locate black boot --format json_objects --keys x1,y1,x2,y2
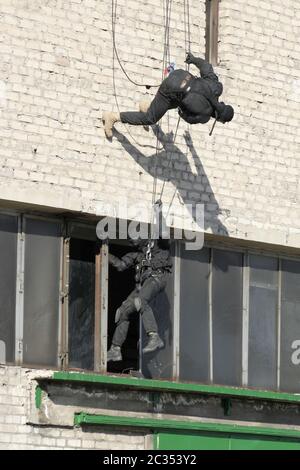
[
  {"x1": 143, "y1": 332, "x2": 164, "y2": 354},
  {"x1": 107, "y1": 345, "x2": 122, "y2": 362}
]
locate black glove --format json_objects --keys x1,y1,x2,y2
[{"x1": 185, "y1": 51, "x2": 196, "y2": 64}]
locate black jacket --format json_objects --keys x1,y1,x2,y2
[
  {"x1": 109, "y1": 241, "x2": 172, "y2": 285},
  {"x1": 180, "y1": 58, "x2": 223, "y2": 124}
]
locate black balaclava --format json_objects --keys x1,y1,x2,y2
[{"x1": 216, "y1": 102, "x2": 234, "y2": 123}]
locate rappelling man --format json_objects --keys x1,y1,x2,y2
[
  {"x1": 107, "y1": 237, "x2": 172, "y2": 362},
  {"x1": 103, "y1": 52, "x2": 234, "y2": 138}
]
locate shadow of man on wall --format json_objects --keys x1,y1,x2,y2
[{"x1": 113, "y1": 125, "x2": 228, "y2": 237}]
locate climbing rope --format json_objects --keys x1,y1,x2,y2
[
  {"x1": 112, "y1": 0, "x2": 162, "y2": 149},
  {"x1": 154, "y1": 0, "x2": 192, "y2": 206},
  {"x1": 150, "y1": 0, "x2": 173, "y2": 221},
  {"x1": 111, "y1": 0, "x2": 192, "y2": 252},
  {"x1": 184, "y1": 0, "x2": 191, "y2": 59},
  {"x1": 159, "y1": 0, "x2": 193, "y2": 220},
  {"x1": 111, "y1": 0, "x2": 160, "y2": 89}
]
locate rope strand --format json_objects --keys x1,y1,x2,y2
[
  {"x1": 151, "y1": 0, "x2": 173, "y2": 221},
  {"x1": 157, "y1": 0, "x2": 191, "y2": 206},
  {"x1": 112, "y1": 0, "x2": 160, "y2": 89},
  {"x1": 111, "y1": 0, "x2": 192, "y2": 238}
]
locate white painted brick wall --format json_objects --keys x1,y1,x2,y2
[
  {"x1": 0, "y1": 365, "x2": 147, "y2": 450},
  {"x1": 0, "y1": 0, "x2": 299, "y2": 246}
]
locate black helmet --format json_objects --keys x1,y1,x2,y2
[{"x1": 217, "y1": 103, "x2": 234, "y2": 123}]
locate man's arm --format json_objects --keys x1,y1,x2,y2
[
  {"x1": 179, "y1": 109, "x2": 209, "y2": 125},
  {"x1": 109, "y1": 252, "x2": 138, "y2": 272},
  {"x1": 151, "y1": 249, "x2": 172, "y2": 270},
  {"x1": 185, "y1": 52, "x2": 216, "y2": 80}
]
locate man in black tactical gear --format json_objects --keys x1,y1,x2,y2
[
  {"x1": 103, "y1": 52, "x2": 234, "y2": 138},
  {"x1": 107, "y1": 238, "x2": 172, "y2": 362}
]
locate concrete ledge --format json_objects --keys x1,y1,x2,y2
[{"x1": 50, "y1": 371, "x2": 300, "y2": 405}]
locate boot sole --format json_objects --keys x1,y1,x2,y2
[
  {"x1": 139, "y1": 103, "x2": 150, "y2": 132},
  {"x1": 107, "y1": 355, "x2": 122, "y2": 362},
  {"x1": 142, "y1": 341, "x2": 164, "y2": 354},
  {"x1": 102, "y1": 113, "x2": 113, "y2": 139}
]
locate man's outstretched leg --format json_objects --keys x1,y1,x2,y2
[
  {"x1": 103, "y1": 91, "x2": 172, "y2": 138},
  {"x1": 139, "y1": 100, "x2": 151, "y2": 131}
]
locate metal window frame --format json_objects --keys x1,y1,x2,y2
[
  {"x1": 205, "y1": 237, "x2": 300, "y2": 263},
  {"x1": 242, "y1": 252, "x2": 250, "y2": 387},
  {"x1": 208, "y1": 247, "x2": 213, "y2": 383},
  {"x1": 59, "y1": 232, "x2": 70, "y2": 369},
  {"x1": 0, "y1": 210, "x2": 25, "y2": 366},
  {"x1": 277, "y1": 258, "x2": 282, "y2": 390},
  {"x1": 246, "y1": 253, "x2": 281, "y2": 390},
  {"x1": 15, "y1": 214, "x2": 24, "y2": 365},
  {"x1": 22, "y1": 215, "x2": 63, "y2": 368},
  {"x1": 3, "y1": 206, "x2": 300, "y2": 393},
  {"x1": 172, "y1": 241, "x2": 181, "y2": 380},
  {"x1": 94, "y1": 240, "x2": 108, "y2": 373},
  {"x1": 63, "y1": 223, "x2": 103, "y2": 373},
  {"x1": 177, "y1": 242, "x2": 297, "y2": 391}
]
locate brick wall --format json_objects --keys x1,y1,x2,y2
[
  {"x1": 0, "y1": 0, "x2": 299, "y2": 245},
  {"x1": 0, "y1": 365, "x2": 148, "y2": 450}
]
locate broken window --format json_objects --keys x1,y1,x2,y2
[
  {"x1": 248, "y1": 255, "x2": 278, "y2": 390},
  {"x1": 23, "y1": 218, "x2": 61, "y2": 367},
  {"x1": 68, "y1": 237, "x2": 96, "y2": 370},
  {"x1": 280, "y1": 259, "x2": 300, "y2": 392},
  {"x1": 212, "y1": 249, "x2": 243, "y2": 386},
  {"x1": 0, "y1": 214, "x2": 18, "y2": 364}
]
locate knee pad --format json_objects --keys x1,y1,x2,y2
[
  {"x1": 115, "y1": 298, "x2": 135, "y2": 323},
  {"x1": 138, "y1": 297, "x2": 149, "y2": 313},
  {"x1": 133, "y1": 296, "x2": 142, "y2": 312}
]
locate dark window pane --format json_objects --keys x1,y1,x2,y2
[
  {"x1": 248, "y1": 255, "x2": 278, "y2": 390},
  {"x1": 69, "y1": 239, "x2": 95, "y2": 370},
  {"x1": 0, "y1": 214, "x2": 18, "y2": 364},
  {"x1": 142, "y1": 243, "x2": 174, "y2": 380},
  {"x1": 107, "y1": 243, "x2": 138, "y2": 374},
  {"x1": 68, "y1": 222, "x2": 97, "y2": 241},
  {"x1": 212, "y1": 249, "x2": 243, "y2": 386},
  {"x1": 179, "y1": 246, "x2": 210, "y2": 383},
  {"x1": 280, "y1": 259, "x2": 300, "y2": 392},
  {"x1": 23, "y1": 219, "x2": 61, "y2": 366}
]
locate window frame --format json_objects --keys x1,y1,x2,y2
[
  {"x1": 178, "y1": 240, "x2": 300, "y2": 392},
  {"x1": 60, "y1": 221, "x2": 107, "y2": 373},
  {"x1": 18, "y1": 214, "x2": 63, "y2": 368},
  {"x1": 1, "y1": 208, "x2": 300, "y2": 394}
]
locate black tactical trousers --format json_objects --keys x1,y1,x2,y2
[
  {"x1": 112, "y1": 275, "x2": 166, "y2": 347},
  {"x1": 120, "y1": 69, "x2": 191, "y2": 126}
]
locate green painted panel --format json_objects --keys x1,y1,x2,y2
[
  {"x1": 156, "y1": 431, "x2": 300, "y2": 451},
  {"x1": 156, "y1": 431, "x2": 230, "y2": 450},
  {"x1": 231, "y1": 435, "x2": 300, "y2": 451}
]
